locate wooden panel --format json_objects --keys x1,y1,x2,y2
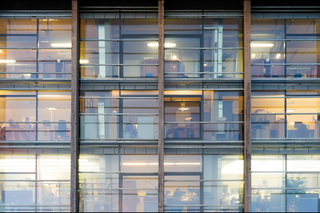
[
  {"x1": 158, "y1": 0, "x2": 164, "y2": 212},
  {"x1": 243, "y1": 0, "x2": 252, "y2": 212},
  {"x1": 70, "y1": 0, "x2": 79, "y2": 212}
]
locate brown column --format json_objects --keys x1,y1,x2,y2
[
  {"x1": 70, "y1": 0, "x2": 80, "y2": 212},
  {"x1": 158, "y1": 0, "x2": 164, "y2": 212},
  {"x1": 243, "y1": 0, "x2": 252, "y2": 212}
]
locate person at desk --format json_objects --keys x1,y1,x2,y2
[
  {"x1": 172, "y1": 188, "x2": 184, "y2": 212},
  {"x1": 295, "y1": 122, "x2": 308, "y2": 138}
]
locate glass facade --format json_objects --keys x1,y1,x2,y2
[{"x1": 1, "y1": 2, "x2": 320, "y2": 213}]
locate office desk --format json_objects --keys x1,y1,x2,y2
[{"x1": 165, "y1": 125, "x2": 196, "y2": 138}]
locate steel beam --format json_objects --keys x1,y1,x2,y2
[
  {"x1": 70, "y1": 0, "x2": 80, "y2": 212},
  {"x1": 243, "y1": 0, "x2": 252, "y2": 212},
  {"x1": 158, "y1": 0, "x2": 165, "y2": 212}
]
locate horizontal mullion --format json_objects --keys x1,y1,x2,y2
[
  {"x1": 0, "y1": 179, "x2": 69, "y2": 182},
  {"x1": 165, "y1": 14, "x2": 243, "y2": 17},
  {"x1": 251, "y1": 63, "x2": 320, "y2": 66},
  {"x1": 164, "y1": 72, "x2": 243, "y2": 74},
  {"x1": 252, "y1": 171, "x2": 320, "y2": 173},
  {"x1": 79, "y1": 187, "x2": 158, "y2": 190},
  {"x1": 0, "y1": 72, "x2": 71, "y2": 74},
  {"x1": 164, "y1": 121, "x2": 243, "y2": 124},
  {"x1": 0, "y1": 145, "x2": 70, "y2": 149},
  {"x1": 0, "y1": 47, "x2": 71, "y2": 50},
  {"x1": 79, "y1": 96, "x2": 158, "y2": 99},
  {"x1": 78, "y1": 171, "x2": 157, "y2": 174},
  {"x1": 164, "y1": 179, "x2": 243, "y2": 182},
  {"x1": 80, "y1": 38, "x2": 158, "y2": 41},
  {"x1": 164, "y1": 204, "x2": 243, "y2": 207},
  {"x1": 252, "y1": 187, "x2": 320, "y2": 190},
  {"x1": 0, "y1": 205, "x2": 69, "y2": 207},
  {"x1": 80, "y1": 64, "x2": 158, "y2": 66},
  {"x1": 0, "y1": 121, "x2": 70, "y2": 123},
  {"x1": 252, "y1": 112, "x2": 320, "y2": 115},
  {"x1": 79, "y1": 113, "x2": 158, "y2": 116},
  {"x1": 164, "y1": 145, "x2": 244, "y2": 149},
  {"x1": 164, "y1": 88, "x2": 244, "y2": 91},
  {"x1": 251, "y1": 38, "x2": 320, "y2": 41},
  {"x1": 165, "y1": 47, "x2": 243, "y2": 50}
]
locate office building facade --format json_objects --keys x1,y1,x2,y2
[{"x1": 0, "y1": 0, "x2": 320, "y2": 212}]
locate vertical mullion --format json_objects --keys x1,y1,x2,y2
[
  {"x1": 36, "y1": 19, "x2": 39, "y2": 79},
  {"x1": 243, "y1": 0, "x2": 252, "y2": 212},
  {"x1": 158, "y1": 0, "x2": 165, "y2": 212},
  {"x1": 70, "y1": 0, "x2": 80, "y2": 212}
]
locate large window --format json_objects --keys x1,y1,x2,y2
[
  {"x1": 164, "y1": 12, "x2": 243, "y2": 79},
  {"x1": 80, "y1": 13, "x2": 158, "y2": 78},
  {"x1": 251, "y1": 17, "x2": 320, "y2": 78},
  {"x1": 0, "y1": 91, "x2": 71, "y2": 142},
  {"x1": 251, "y1": 90, "x2": 320, "y2": 139},
  {"x1": 252, "y1": 154, "x2": 320, "y2": 212},
  {"x1": 0, "y1": 18, "x2": 71, "y2": 79},
  {"x1": 0, "y1": 150, "x2": 70, "y2": 212}
]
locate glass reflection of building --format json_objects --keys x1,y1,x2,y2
[{"x1": 0, "y1": 1, "x2": 320, "y2": 212}]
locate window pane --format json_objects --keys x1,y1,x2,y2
[
  {"x1": 287, "y1": 115, "x2": 319, "y2": 138},
  {"x1": 287, "y1": 41, "x2": 320, "y2": 64},
  {"x1": 252, "y1": 98, "x2": 284, "y2": 114},
  {"x1": 287, "y1": 189, "x2": 320, "y2": 212},
  {"x1": 38, "y1": 19, "x2": 71, "y2": 48},
  {"x1": 164, "y1": 155, "x2": 201, "y2": 172},
  {"x1": 286, "y1": 19, "x2": 320, "y2": 35},
  {"x1": 287, "y1": 65, "x2": 320, "y2": 78},
  {"x1": 165, "y1": 19, "x2": 202, "y2": 34},
  {"x1": 287, "y1": 155, "x2": 320, "y2": 171},
  {"x1": 38, "y1": 49, "x2": 71, "y2": 78},
  {"x1": 252, "y1": 189, "x2": 285, "y2": 212},
  {"x1": 123, "y1": 115, "x2": 158, "y2": 139},
  {"x1": 252, "y1": 114, "x2": 285, "y2": 138},
  {"x1": 251, "y1": 19, "x2": 285, "y2": 39},
  {"x1": 80, "y1": 115, "x2": 119, "y2": 139},
  {"x1": 252, "y1": 173, "x2": 285, "y2": 189},
  {"x1": 251, "y1": 41, "x2": 285, "y2": 64},
  {"x1": 252, "y1": 155, "x2": 285, "y2": 172},
  {"x1": 0, "y1": 19, "x2": 37, "y2": 35},
  {"x1": 123, "y1": 99, "x2": 158, "y2": 113},
  {"x1": 121, "y1": 17, "x2": 158, "y2": 34},
  {"x1": 251, "y1": 65, "x2": 285, "y2": 78},
  {"x1": 80, "y1": 18, "x2": 120, "y2": 39},
  {"x1": 121, "y1": 155, "x2": 158, "y2": 173},
  {"x1": 0, "y1": 49, "x2": 36, "y2": 79},
  {"x1": 0, "y1": 35, "x2": 36, "y2": 48}
]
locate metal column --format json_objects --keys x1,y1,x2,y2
[
  {"x1": 158, "y1": 0, "x2": 165, "y2": 212},
  {"x1": 243, "y1": 0, "x2": 252, "y2": 212},
  {"x1": 70, "y1": 0, "x2": 80, "y2": 212}
]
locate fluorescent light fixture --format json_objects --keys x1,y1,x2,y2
[
  {"x1": 51, "y1": 43, "x2": 72, "y2": 48},
  {"x1": 276, "y1": 53, "x2": 281, "y2": 58},
  {"x1": 251, "y1": 43, "x2": 274, "y2": 47},
  {"x1": 251, "y1": 54, "x2": 256, "y2": 58},
  {"x1": 178, "y1": 107, "x2": 190, "y2": 112},
  {"x1": 0, "y1": 59, "x2": 16, "y2": 63},
  {"x1": 286, "y1": 109, "x2": 296, "y2": 113},
  {"x1": 80, "y1": 59, "x2": 89, "y2": 64},
  {"x1": 46, "y1": 107, "x2": 58, "y2": 111},
  {"x1": 147, "y1": 42, "x2": 176, "y2": 47},
  {"x1": 122, "y1": 162, "x2": 200, "y2": 166}
]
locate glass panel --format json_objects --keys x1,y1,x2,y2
[
  {"x1": 251, "y1": 189, "x2": 285, "y2": 212},
  {"x1": 0, "y1": 19, "x2": 37, "y2": 35},
  {"x1": 287, "y1": 173, "x2": 320, "y2": 189},
  {"x1": 252, "y1": 97, "x2": 285, "y2": 114},
  {"x1": 0, "y1": 49, "x2": 36, "y2": 79},
  {"x1": 204, "y1": 181, "x2": 243, "y2": 212},
  {"x1": 287, "y1": 115, "x2": 319, "y2": 138},
  {"x1": 287, "y1": 97, "x2": 320, "y2": 114},
  {"x1": 204, "y1": 18, "x2": 243, "y2": 48},
  {"x1": 37, "y1": 155, "x2": 70, "y2": 180},
  {"x1": 37, "y1": 182, "x2": 70, "y2": 206},
  {"x1": 80, "y1": 115, "x2": 119, "y2": 139},
  {"x1": 251, "y1": 19, "x2": 285, "y2": 39},
  {"x1": 38, "y1": 19, "x2": 71, "y2": 48},
  {"x1": 252, "y1": 155, "x2": 285, "y2": 172},
  {"x1": 286, "y1": 19, "x2": 320, "y2": 35},
  {"x1": 0, "y1": 181, "x2": 35, "y2": 205},
  {"x1": 165, "y1": 98, "x2": 200, "y2": 139},
  {"x1": 164, "y1": 175, "x2": 200, "y2": 212},
  {"x1": 79, "y1": 189, "x2": 119, "y2": 212},
  {"x1": 204, "y1": 123, "x2": 243, "y2": 141},
  {"x1": 287, "y1": 189, "x2": 320, "y2": 212},
  {"x1": 0, "y1": 35, "x2": 36, "y2": 48},
  {"x1": 80, "y1": 97, "x2": 119, "y2": 114},
  {"x1": 38, "y1": 122, "x2": 70, "y2": 141},
  {"x1": 252, "y1": 173, "x2": 285, "y2": 189},
  {"x1": 122, "y1": 175, "x2": 158, "y2": 212},
  {"x1": 251, "y1": 41, "x2": 285, "y2": 64},
  {"x1": 80, "y1": 18, "x2": 120, "y2": 39},
  {"x1": 0, "y1": 155, "x2": 35, "y2": 172},
  {"x1": 252, "y1": 115, "x2": 285, "y2": 138},
  {"x1": 80, "y1": 65, "x2": 119, "y2": 78},
  {"x1": 123, "y1": 115, "x2": 158, "y2": 139},
  {"x1": 38, "y1": 49, "x2": 71, "y2": 78},
  {"x1": 123, "y1": 99, "x2": 158, "y2": 113},
  {"x1": 164, "y1": 50, "x2": 200, "y2": 78},
  {"x1": 164, "y1": 155, "x2": 201, "y2": 172},
  {"x1": 204, "y1": 91, "x2": 243, "y2": 122},
  {"x1": 121, "y1": 90, "x2": 158, "y2": 96},
  {"x1": 203, "y1": 49, "x2": 243, "y2": 78},
  {"x1": 204, "y1": 155, "x2": 243, "y2": 180},
  {"x1": 79, "y1": 41, "x2": 119, "y2": 65},
  {"x1": 287, "y1": 155, "x2": 320, "y2": 172},
  {"x1": 287, "y1": 65, "x2": 320, "y2": 78},
  {"x1": 121, "y1": 18, "x2": 158, "y2": 35},
  {"x1": 251, "y1": 65, "x2": 285, "y2": 78},
  {"x1": 287, "y1": 41, "x2": 320, "y2": 64},
  {"x1": 79, "y1": 154, "x2": 119, "y2": 173},
  {"x1": 165, "y1": 19, "x2": 202, "y2": 34},
  {"x1": 121, "y1": 155, "x2": 158, "y2": 173}
]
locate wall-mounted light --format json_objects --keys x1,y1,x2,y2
[{"x1": 51, "y1": 43, "x2": 72, "y2": 48}]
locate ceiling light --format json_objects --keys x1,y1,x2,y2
[
  {"x1": 51, "y1": 43, "x2": 72, "y2": 48},
  {"x1": 80, "y1": 59, "x2": 89, "y2": 64},
  {"x1": 276, "y1": 53, "x2": 281, "y2": 58},
  {"x1": 172, "y1": 55, "x2": 177, "y2": 60},
  {"x1": 46, "y1": 107, "x2": 59, "y2": 111},
  {"x1": 251, "y1": 54, "x2": 256, "y2": 58},
  {"x1": 251, "y1": 43, "x2": 274, "y2": 47},
  {"x1": 286, "y1": 109, "x2": 296, "y2": 113},
  {"x1": 0, "y1": 60, "x2": 16, "y2": 63}
]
